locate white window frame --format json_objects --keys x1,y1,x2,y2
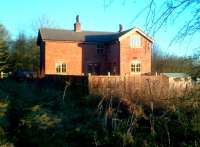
[
  {"x1": 55, "y1": 62, "x2": 67, "y2": 74},
  {"x1": 130, "y1": 60, "x2": 141, "y2": 74},
  {"x1": 130, "y1": 35, "x2": 141, "y2": 48}
]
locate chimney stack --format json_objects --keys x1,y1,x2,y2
[
  {"x1": 74, "y1": 15, "x2": 81, "y2": 32},
  {"x1": 119, "y1": 24, "x2": 123, "y2": 32}
]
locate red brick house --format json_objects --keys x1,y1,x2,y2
[{"x1": 37, "y1": 15, "x2": 153, "y2": 76}]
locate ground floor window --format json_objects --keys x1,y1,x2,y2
[
  {"x1": 87, "y1": 63, "x2": 100, "y2": 75},
  {"x1": 56, "y1": 62, "x2": 66, "y2": 73},
  {"x1": 130, "y1": 60, "x2": 141, "y2": 73}
]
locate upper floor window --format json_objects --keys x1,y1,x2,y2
[
  {"x1": 130, "y1": 60, "x2": 141, "y2": 74},
  {"x1": 56, "y1": 62, "x2": 66, "y2": 73},
  {"x1": 130, "y1": 35, "x2": 141, "y2": 48},
  {"x1": 97, "y1": 44, "x2": 104, "y2": 55}
]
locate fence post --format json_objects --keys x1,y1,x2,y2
[
  {"x1": 107, "y1": 72, "x2": 111, "y2": 97},
  {"x1": 0, "y1": 72, "x2": 3, "y2": 79},
  {"x1": 123, "y1": 74, "x2": 127, "y2": 97},
  {"x1": 88, "y1": 73, "x2": 91, "y2": 94}
]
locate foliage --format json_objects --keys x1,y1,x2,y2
[
  {"x1": 0, "y1": 24, "x2": 10, "y2": 72},
  {"x1": 151, "y1": 45, "x2": 198, "y2": 76},
  {"x1": 9, "y1": 33, "x2": 39, "y2": 71},
  {"x1": 189, "y1": 51, "x2": 200, "y2": 78},
  {"x1": 0, "y1": 79, "x2": 200, "y2": 146},
  {"x1": 0, "y1": 23, "x2": 40, "y2": 73}
]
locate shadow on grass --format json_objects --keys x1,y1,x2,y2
[{"x1": 0, "y1": 78, "x2": 200, "y2": 146}]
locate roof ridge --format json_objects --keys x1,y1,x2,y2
[
  {"x1": 40, "y1": 27, "x2": 117, "y2": 34},
  {"x1": 38, "y1": 27, "x2": 135, "y2": 42}
]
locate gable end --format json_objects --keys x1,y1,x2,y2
[{"x1": 119, "y1": 28, "x2": 153, "y2": 43}]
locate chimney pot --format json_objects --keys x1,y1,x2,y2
[
  {"x1": 76, "y1": 15, "x2": 80, "y2": 23},
  {"x1": 119, "y1": 24, "x2": 123, "y2": 32},
  {"x1": 74, "y1": 15, "x2": 81, "y2": 32}
]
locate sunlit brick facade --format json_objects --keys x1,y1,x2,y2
[{"x1": 37, "y1": 16, "x2": 153, "y2": 76}]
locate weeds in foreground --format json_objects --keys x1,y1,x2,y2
[
  {"x1": 93, "y1": 79, "x2": 200, "y2": 146},
  {"x1": 0, "y1": 79, "x2": 199, "y2": 146}
]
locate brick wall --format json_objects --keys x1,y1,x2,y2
[
  {"x1": 43, "y1": 41, "x2": 117, "y2": 75},
  {"x1": 82, "y1": 42, "x2": 107, "y2": 74},
  {"x1": 119, "y1": 31, "x2": 152, "y2": 75},
  {"x1": 106, "y1": 41, "x2": 120, "y2": 74},
  {"x1": 41, "y1": 31, "x2": 152, "y2": 76},
  {"x1": 44, "y1": 40, "x2": 83, "y2": 75}
]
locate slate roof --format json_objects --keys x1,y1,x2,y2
[{"x1": 37, "y1": 28, "x2": 131, "y2": 44}]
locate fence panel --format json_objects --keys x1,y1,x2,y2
[{"x1": 88, "y1": 75, "x2": 170, "y2": 102}]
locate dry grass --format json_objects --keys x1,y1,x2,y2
[{"x1": 89, "y1": 75, "x2": 195, "y2": 106}]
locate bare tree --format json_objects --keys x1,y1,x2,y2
[
  {"x1": 132, "y1": 0, "x2": 200, "y2": 44},
  {"x1": 104, "y1": 0, "x2": 200, "y2": 46},
  {"x1": 32, "y1": 15, "x2": 59, "y2": 33}
]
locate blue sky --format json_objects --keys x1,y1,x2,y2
[{"x1": 0, "y1": 0, "x2": 199, "y2": 56}]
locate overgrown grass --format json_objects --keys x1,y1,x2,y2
[{"x1": 0, "y1": 78, "x2": 200, "y2": 146}]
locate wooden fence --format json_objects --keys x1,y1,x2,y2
[
  {"x1": 88, "y1": 75, "x2": 170, "y2": 102},
  {"x1": 0, "y1": 72, "x2": 8, "y2": 79}
]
